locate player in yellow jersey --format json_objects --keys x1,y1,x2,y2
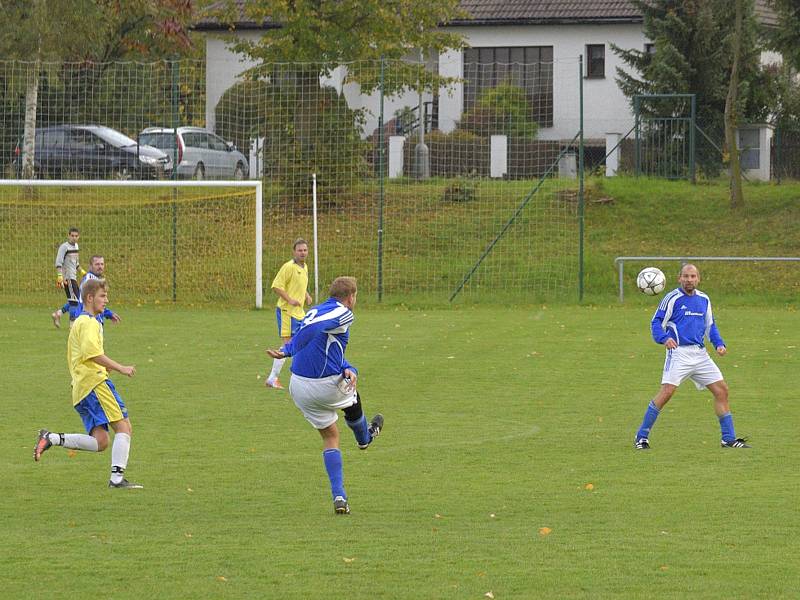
[
  {"x1": 34, "y1": 279, "x2": 142, "y2": 489},
  {"x1": 265, "y1": 238, "x2": 313, "y2": 389}
]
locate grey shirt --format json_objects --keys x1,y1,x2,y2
[{"x1": 55, "y1": 241, "x2": 80, "y2": 280}]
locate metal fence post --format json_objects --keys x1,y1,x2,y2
[
  {"x1": 377, "y1": 57, "x2": 385, "y2": 303},
  {"x1": 578, "y1": 55, "x2": 585, "y2": 302},
  {"x1": 690, "y1": 94, "x2": 696, "y2": 183}
]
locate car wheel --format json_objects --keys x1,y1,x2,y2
[
  {"x1": 194, "y1": 163, "x2": 205, "y2": 180},
  {"x1": 234, "y1": 163, "x2": 245, "y2": 180}
]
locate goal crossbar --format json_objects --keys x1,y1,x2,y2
[{"x1": 0, "y1": 179, "x2": 264, "y2": 308}]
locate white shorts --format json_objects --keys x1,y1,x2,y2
[
  {"x1": 661, "y1": 345, "x2": 723, "y2": 390},
  {"x1": 289, "y1": 373, "x2": 357, "y2": 429}
]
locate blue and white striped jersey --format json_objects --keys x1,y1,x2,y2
[
  {"x1": 77, "y1": 271, "x2": 115, "y2": 322},
  {"x1": 651, "y1": 287, "x2": 724, "y2": 348},
  {"x1": 282, "y1": 297, "x2": 357, "y2": 379}
]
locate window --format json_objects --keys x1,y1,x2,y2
[
  {"x1": 586, "y1": 44, "x2": 605, "y2": 78},
  {"x1": 182, "y1": 132, "x2": 207, "y2": 149},
  {"x1": 739, "y1": 129, "x2": 760, "y2": 170},
  {"x1": 644, "y1": 43, "x2": 656, "y2": 56},
  {"x1": 463, "y1": 46, "x2": 554, "y2": 128},
  {"x1": 208, "y1": 134, "x2": 229, "y2": 151}
]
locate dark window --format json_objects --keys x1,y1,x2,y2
[
  {"x1": 739, "y1": 129, "x2": 760, "y2": 170},
  {"x1": 463, "y1": 46, "x2": 554, "y2": 128},
  {"x1": 586, "y1": 44, "x2": 605, "y2": 78},
  {"x1": 644, "y1": 43, "x2": 656, "y2": 56}
]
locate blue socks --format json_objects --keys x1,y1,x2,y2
[
  {"x1": 719, "y1": 412, "x2": 735, "y2": 442},
  {"x1": 346, "y1": 415, "x2": 371, "y2": 447},
  {"x1": 636, "y1": 401, "x2": 661, "y2": 440},
  {"x1": 322, "y1": 448, "x2": 346, "y2": 499}
]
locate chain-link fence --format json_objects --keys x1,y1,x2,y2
[{"x1": 0, "y1": 57, "x2": 587, "y2": 306}]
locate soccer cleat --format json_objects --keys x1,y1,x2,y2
[
  {"x1": 33, "y1": 429, "x2": 53, "y2": 462},
  {"x1": 265, "y1": 377, "x2": 284, "y2": 389},
  {"x1": 358, "y1": 413, "x2": 384, "y2": 449},
  {"x1": 634, "y1": 437, "x2": 650, "y2": 450},
  {"x1": 108, "y1": 479, "x2": 144, "y2": 489},
  {"x1": 721, "y1": 437, "x2": 751, "y2": 448},
  {"x1": 51, "y1": 311, "x2": 61, "y2": 328},
  {"x1": 333, "y1": 495, "x2": 350, "y2": 515}
]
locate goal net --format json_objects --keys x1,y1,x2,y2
[{"x1": 0, "y1": 180, "x2": 263, "y2": 308}]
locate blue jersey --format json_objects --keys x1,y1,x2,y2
[
  {"x1": 651, "y1": 287, "x2": 724, "y2": 348},
  {"x1": 65, "y1": 271, "x2": 115, "y2": 322},
  {"x1": 282, "y1": 297, "x2": 357, "y2": 379}
]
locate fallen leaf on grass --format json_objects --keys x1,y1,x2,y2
[
  {"x1": 216, "y1": 576, "x2": 227, "y2": 582},
  {"x1": 67, "y1": 450, "x2": 77, "y2": 458},
  {"x1": 539, "y1": 527, "x2": 552, "y2": 536},
  {"x1": 584, "y1": 483, "x2": 594, "y2": 491},
  {"x1": 485, "y1": 592, "x2": 495, "y2": 599},
  {"x1": 343, "y1": 557, "x2": 356, "y2": 563}
]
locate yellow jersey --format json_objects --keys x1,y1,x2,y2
[
  {"x1": 271, "y1": 259, "x2": 309, "y2": 320},
  {"x1": 67, "y1": 314, "x2": 108, "y2": 405}
]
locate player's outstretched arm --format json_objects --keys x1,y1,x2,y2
[{"x1": 93, "y1": 354, "x2": 136, "y2": 377}]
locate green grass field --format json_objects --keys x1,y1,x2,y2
[{"x1": 3, "y1": 304, "x2": 798, "y2": 598}]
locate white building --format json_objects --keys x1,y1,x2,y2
[{"x1": 197, "y1": 1, "x2": 779, "y2": 155}]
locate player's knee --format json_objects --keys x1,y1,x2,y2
[{"x1": 343, "y1": 392, "x2": 363, "y2": 422}]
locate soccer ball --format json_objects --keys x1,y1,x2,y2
[{"x1": 636, "y1": 267, "x2": 666, "y2": 296}]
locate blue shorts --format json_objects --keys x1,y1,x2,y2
[
  {"x1": 74, "y1": 380, "x2": 128, "y2": 433},
  {"x1": 276, "y1": 307, "x2": 302, "y2": 338}
]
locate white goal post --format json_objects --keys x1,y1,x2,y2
[{"x1": 0, "y1": 179, "x2": 264, "y2": 308}]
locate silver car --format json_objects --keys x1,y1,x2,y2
[{"x1": 139, "y1": 127, "x2": 249, "y2": 180}]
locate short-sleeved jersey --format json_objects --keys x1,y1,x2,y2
[
  {"x1": 651, "y1": 287, "x2": 724, "y2": 348},
  {"x1": 271, "y1": 259, "x2": 309, "y2": 320},
  {"x1": 55, "y1": 241, "x2": 80, "y2": 280},
  {"x1": 282, "y1": 297, "x2": 356, "y2": 379},
  {"x1": 75, "y1": 271, "x2": 115, "y2": 322},
  {"x1": 68, "y1": 313, "x2": 108, "y2": 405}
]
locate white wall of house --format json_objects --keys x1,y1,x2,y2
[
  {"x1": 437, "y1": 24, "x2": 647, "y2": 141},
  {"x1": 204, "y1": 23, "x2": 648, "y2": 141}
]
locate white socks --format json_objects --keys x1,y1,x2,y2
[
  {"x1": 268, "y1": 357, "x2": 286, "y2": 382},
  {"x1": 49, "y1": 432, "x2": 99, "y2": 452},
  {"x1": 110, "y1": 432, "x2": 131, "y2": 483}
]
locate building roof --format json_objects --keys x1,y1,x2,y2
[{"x1": 195, "y1": 0, "x2": 777, "y2": 30}]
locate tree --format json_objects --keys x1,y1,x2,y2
[
  {"x1": 725, "y1": 0, "x2": 745, "y2": 208},
  {"x1": 768, "y1": 0, "x2": 800, "y2": 72},
  {"x1": 0, "y1": 0, "x2": 194, "y2": 178},
  {"x1": 612, "y1": 0, "x2": 763, "y2": 177}
]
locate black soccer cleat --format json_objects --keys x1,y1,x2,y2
[
  {"x1": 358, "y1": 414, "x2": 384, "y2": 449},
  {"x1": 634, "y1": 437, "x2": 650, "y2": 450},
  {"x1": 333, "y1": 495, "x2": 350, "y2": 515},
  {"x1": 33, "y1": 429, "x2": 53, "y2": 462},
  {"x1": 108, "y1": 479, "x2": 144, "y2": 489},
  {"x1": 721, "y1": 437, "x2": 751, "y2": 448}
]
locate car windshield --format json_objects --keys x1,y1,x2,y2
[
  {"x1": 91, "y1": 126, "x2": 138, "y2": 147},
  {"x1": 139, "y1": 132, "x2": 176, "y2": 149}
]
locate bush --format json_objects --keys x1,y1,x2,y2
[
  {"x1": 215, "y1": 76, "x2": 369, "y2": 208},
  {"x1": 458, "y1": 83, "x2": 539, "y2": 139}
]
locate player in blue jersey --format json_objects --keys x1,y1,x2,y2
[
  {"x1": 634, "y1": 264, "x2": 749, "y2": 449},
  {"x1": 266, "y1": 276, "x2": 384, "y2": 515},
  {"x1": 52, "y1": 255, "x2": 120, "y2": 327}
]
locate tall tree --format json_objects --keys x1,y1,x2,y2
[
  {"x1": 725, "y1": 0, "x2": 745, "y2": 208},
  {"x1": 612, "y1": 0, "x2": 763, "y2": 177},
  {"x1": 210, "y1": 0, "x2": 465, "y2": 202},
  {"x1": 0, "y1": 0, "x2": 194, "y2": 178},
  {"x1": 768, "y1": 0, "x2": 800, "y2": 71}
]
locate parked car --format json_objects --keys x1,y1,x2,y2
[
  {"x1": 13, "y1": 125, "x2": 171, "y2": 179},
  {"x1": 138, "y1": 127, "x2": 249, "y2": 180}
]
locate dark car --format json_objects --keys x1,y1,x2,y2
[{"x1": 13, "y1": 125, "x2": 171, "y2": 179}]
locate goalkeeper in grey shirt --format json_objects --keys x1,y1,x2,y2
[{"x1": 53, "y1": 227, "x2": 85, "y2": 327}]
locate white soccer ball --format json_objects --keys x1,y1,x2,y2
[{"x1": 636, "y1": 267, "x2": 666, "y2": 296}]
